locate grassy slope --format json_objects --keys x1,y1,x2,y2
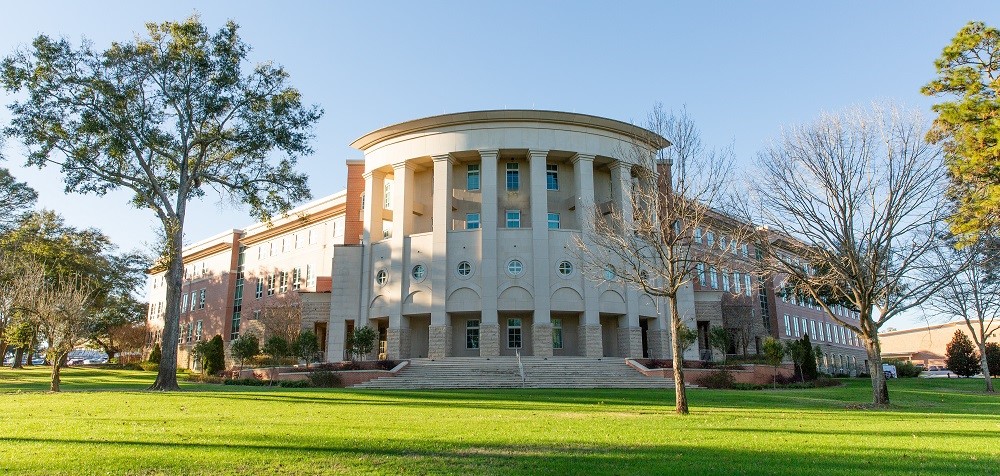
[{"x1": 1, "y1": 367, "x2": 998, "y2": 475}]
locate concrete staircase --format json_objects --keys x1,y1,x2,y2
[{"x1": 351, "y1": 356, "x2": 676, "y2": 389}]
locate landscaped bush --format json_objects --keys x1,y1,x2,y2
[
  {"x1": 885, "y1": 359, "x2": 922, "y2": 378},
  {"x1": 307, "y1": 370, "x2": 343, "y2": 388},
  {"x1": 695, "y1": 369, "x2": 736, "y2": 389},
  {"x1": 148, "y1": 343, "x2": 161, "y2": 364},
  {"x1": 223, "y1": 377, "x2": 271, "y2": 386},
  {"x1": 184, "y1": 372, "x2": 225, "y2": 384},
  {"x1": 278, "y1": 379, "x2": 312, "y2": 388},
  {"x1": 289, "y1": 360, "x2": 400, "y2": 372},
  {"x1": 138, "y1": 361, "x2": 159, "y2": 371},
  {"x1": 120, "y1": 362, "x2": 143, "y2": 371}
]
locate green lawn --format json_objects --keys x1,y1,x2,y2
[{"x1": 1, "y1": 367, "x2": 998, "y2": 475}]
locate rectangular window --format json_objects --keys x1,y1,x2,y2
[
  {"x1": 839, "y1": 326, "x2": 846, "y2": 345},
  {"x1": 547, "y1": 212, "x2": 560, "y2": 229},
  {"x1": 546, "y1": 164, "x2": 558, "y2": 190},
  {"x1": 467, "y1": 164, "x2": 480, "y2": 191},
  {"x1": 292, "y1": 267, "x2": 301, "y2": 290},
  {"x1": 331, "y1": 220, "x2": 338, "y2": 237},
  {"x1": 186, "y1": 322, "x2": 193, "y2": 342},
  {"x1": 199, "y1": 289, "x2": 206, "y2": 309},
  {"x1": 507, "y1": 318, "x2": 522, "y2": 348},
  {"x1": 694, "y1": 227, "x2": 702, "y2": 244},
  {"x1": 809, "y1": 320, "x2": 817, "y2": 339},
  {"x1": 793, "y1": 316, "x2": 800, "y2": 337},
  {"x1": 281, "y1": 237, "x2": 287, "y2": 253},
  {"x1": 190, "y1": 292, "x2": 197, "y2": 311},
  {"x1": 306, "y1": 264, "x2": 316, "y2": 289},
  {"x1": 506, "y1": 210, "x2": 521, "y2": 228},
  {"x1": 267, "y1": 275, "x2": 275, "y2": 296},
  {"x1": 253, "y1": 309, "x2": 261, "y2": 320},
  {"x1": 745, "y1": 274, "x2": 753, "y2": 297},
  {"x1": 741, "y1": 243, "x2": 749, "y2": 257},
  {"x1": 697, "y1": 263, "x2": 707, "y2": 286},
  {"x1": 784, "y1": 314, "x2": 791, "y2": 336},
  {"x1": 279, "y1": 271, "x2": 288, "y2": 293},
  {"x1": 181, "y1": 293, "x2": 188, "y2": 312},
  {"x1": 256, "y1": 280, "x2": 263, "y2": 299},
  {"x1": 706, "y1": 231, "x2": 715, "y2": 247},
  {"x1": 466, "y1": 320, "x2": 480, "y2": 349},
  {"x1": 826, "y1": 323, "x2": 833, "y2": 343},
  {"x1": 709, "y1": 267, "x2": 718, "y2": 289},
  {"x1": 309, "y1": 228, "x2": 318, "y2": 245},
  {"x1": 269, "y1": 241, "x2": 275, "y2": 257},
  {"x1": 195, "y1": 320, "x2": 203, "y2": 341},
  {"x1": 722, "y1": 270, "x2": 730, "y2": 292},
  {"x1": 506, "y1": 162, "x2": 520, "y2": 191},
  {"x1": 201, "y1": 263, "x2": 207, "y2": 276},
  {"x1": 294, "y1": 233, "x2": 299, "y2": 249},
  {"x1": 552, "y1": 318, "x2": 563, "y2": 349},
  {"x1": 383, "y1": 181, "x2": 392, "y2": 210},
  {"x1": 466, "y1": 213, "x2": 480, "y2": 230}
]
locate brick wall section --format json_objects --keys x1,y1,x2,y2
[
  {"x1": 239, "y1": 367, "x2": 400, "y2": 386},
  {"x1": 628, "y1": 360, "x2": 796, "y2": 386},
  {"x1": 344, "y1": 160, "x2": 365, "y2": 245}
]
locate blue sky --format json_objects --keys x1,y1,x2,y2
[{"x1": 1, "y1": 1, "x2": 996, "y2": 328}]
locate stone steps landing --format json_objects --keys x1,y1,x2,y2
[{"x1": 352, "y1": 356, "x2": 677, "y2": 389}]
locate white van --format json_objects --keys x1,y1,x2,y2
[{"x1": 882, "y1": 363, "x2": 898, "y2": 379}]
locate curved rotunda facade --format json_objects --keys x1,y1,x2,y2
[{"x1": 327, "y1": 110, "x2": 697, "y2": 361}]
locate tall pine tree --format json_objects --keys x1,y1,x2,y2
[{"x1": 945, "y1": 330, "x2": 980, "y2": 377}]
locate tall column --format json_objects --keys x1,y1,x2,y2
[
  {"x1": 386, "y1": 162, "x2": 415, "y2": 359},
  {"x1": 429, "y1": 154, "x2": 453, "y2": 358},
  {"x1": 478, "y1": 149, "x2": 500, "y2": 356},
  {"x1": 610, "y1": 161, "x2": 642, "y2": 357},
  {"x1": 529, "y1": 149, "x2": 552, "y2": 357},
  {"x1": 359, "y1": 170, "x2": 386, "y2": 334},
  {"x1": 572, "y1": 153, "x2": 602, "y2": 357}
]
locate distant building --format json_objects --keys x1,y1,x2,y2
[{"x1": 879, "y1": 321, "x2": 998, "y2": 369}]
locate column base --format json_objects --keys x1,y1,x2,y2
[
  {"x1": 479, "y1": 324, "x2": 500, "y2": 357},
  {"x1": 647, "y1": 329, "x2": 669, "y2": 359},
  {"x1": 386, "y1": 328, "x2": 410, "y2": 360},
  {"x1": 428, "y1": 325, "x2": 452, "y2": 359},
  {"x1": 578, "y1": 324, "x2": 603, "y2": 357},
  {"x1": 617, "y1": 326, "x2": 643, "y2": 358},
  {"x1": 532, "y1": 324, "x2": 553, "y2": 357}
]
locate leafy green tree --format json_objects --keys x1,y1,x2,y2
[
  {"x1": 148, "y1": 343, "x2": 162, "y2": 364},
  {"x1": 0, "y1": 168, "x2": 37, "y2": 233},
  {"x1": 708, "y1": 325, "x2": 730, "y2": 363},
  {"x1": 263, "y1": 335, "x2": 290, "y2": 366},
  {"x1": 922, "y1": 21, "x2": 1000, "y2": 240},
  {"x1": 762, "y1": 337, "x2": 786, "y2": 389},
  {"x1": 945, "y1": 330, "x2": 980, "y2": 377},
  {"x1": 349, "y1": 326, "x2": 377, "y2": 361},
  {"x1": 1, "y1": 16, "x2": 322, "y2": 390},
  {"x1": 4, "y1": 317, "x2": 33, "y2": 369},
  {"x1": 229, "y1": 334, "x2": 259, "y2": 370},
  {"x1": 292, "y1": 330, "x2": 320, "y2": 368},
  {"x1": 191, "y1": 340, "x2": 212, "y2": 375},
  {"x1": 800, "y1": 334, "x2": 818, "y2": 381}
]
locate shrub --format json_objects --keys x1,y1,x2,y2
[
  {"x1": 984, "y1": 342, "x2": 1000, "y2": 378},
  {"x1": 885, "y1": 359, "x2": 922, "y2": 378},
  {"x1": 121, "y1": 362, "x2": 143, "y2": 371},
  {"x1": 148, "y1": 343, "x2": 161, "y2": 364},
  {"x1": 138, "y1": 361, "x2": 159, "y2": 371},
  {"x1": 205, "y1": 335, "x2": 226, "y2": 375},
  {"x1": 223, "y1": 377, "x2": 270, "y2": 386},
  {"x1": 800, "y1": 335, "x2": 818, "y2": 381},
  {"x1": 695, "y1": 369, "x2": 736, "y2": 389},
  {"x1": 278, "y1": 379, "x2": 312, "y2": 388},
  {"x1": 184, "y1": 372, "x2": 225, "y2": 384},
  {"x1": 945, "y1": 330, "x2": 980, "y2": 377},
  {"x1": 263, "y1": 336, "x2": 290, "y2": 365},
  {"x1": 307, "y1": 370, "x2": 343, "y2": 388},
  {"x1": 293, "y1": 330, "x2": 320, "y2": 367},
  {"x1": 348, "y1": 326, "x2": 377, "y2": 360}
]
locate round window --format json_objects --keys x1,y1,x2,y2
[
  {"x1": 604, "y1": 266, "x2": 616, "y2": 281},
  {"x1": 375, "y1": 269, "x2": 388, "y2": 286},
  {"x1": 508, "y1": 259, "x2": 524, "y2": 276},
  {"x1": 558, "y1": 261, "x2": 573, "y2": 276},
  {"x1": 457, "y1": 261, "x2": 472, "y2": 277},
  {"x1": 412, "y1": 264, "x2": 426, "y2": 281}
]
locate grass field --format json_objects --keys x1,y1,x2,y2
[{"x1": 1, "y1": 367, "x2": 998, "y2": 475}]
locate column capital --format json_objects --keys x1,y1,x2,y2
[
  {"x1": 392, "y1": 160, "x2": 419, "y2": 172},
  {"x1": 570, "y1": 153, "x2": 596, "y2": 165},
  {"x1": 477, "y1": 148, "x2": 499, "y2": 158},
  {"x1": 362, "y1": 169, "x2": 387, "y2": 180},
  {"x1": 527, "y1": 149, "x2": 549, "y2": 158},
  {"x1": 432, "y1": 153, "x2": 455, "y2": 164},
  {"x1": 609, "y1": 161, "x2": 632, "y2": 173}
]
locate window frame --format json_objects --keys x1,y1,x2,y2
[
  {"x1": 505, "y1": 209, "x2": 521, "y2": 228},
  {"x1": 506, "y1": 162, "x2": 520, "y2": 191},
  {"x1": 547, "y1": 212, "x2": 560, "y2": 229},
  {"x1": 546, "y1": 163, "x2": 558, "y2": 190},
  {"x1": 466, "y1": 213, "x2": 480, "y2": 230},
  {"x1": 467, "y1": 163, "x2": 480, "y2": 191},
  {"x1": 466, "y1": 319, "x2": 480, "y2": 349},
  {"x1": 507, "y1": 318, "x2": 522, "y2": 349}
]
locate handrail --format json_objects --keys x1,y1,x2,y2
[{"x1": 515, "y1": 350, "x2": 526, "y2": 387}]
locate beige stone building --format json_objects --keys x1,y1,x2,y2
[{"x1": 880, "y1": 321, "x2": 999, "y2": 368}]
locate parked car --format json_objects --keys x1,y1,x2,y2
[{"x1": 882, "y1": 363, "x2": 898, "y2": 379}]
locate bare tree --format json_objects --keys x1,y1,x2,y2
[
  {"x1": 923, "y1": 233, "x2": 1000, "y2": 392},
  {"x1": 250, "y1": 293, "x2": 302, "y2": 344},
  {"x1": 750, "y1": 103, "x2": 950, "y2": 406},
  {"x1": 575, "y1": 105, "x2": 752, "y2": 415}
]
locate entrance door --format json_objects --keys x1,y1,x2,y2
[
  {"x1": 314, "y1": 322, "x2": 328, "y2": 362},
  {"x1": 378, "y1": 324, "x2": 388, "y2": 360},
  {"x1": 639, "y1": 318, "x2": 649, "y2": 358}
]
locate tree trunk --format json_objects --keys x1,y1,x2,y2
[
  {"x1": 50, "y1": 352, "x2": 63, "y2": 392},
  {"x1": 978, "y1": 341, "x2": 994, "y2": 393},
  {"x1": 11, "y1": 347, "x2": 23, "y2": 369},
  {"x1": 669, "y1": 294, "x2": 689, "y2": 415},
  {"x1": 0, "y1": 342, "x2": 7, "y2": 363},
  {"x1": 863, "y1": 335, "x2": 889, "y2": 406},
  {"x1": 150, "y1": 221, "x2": 183, "y2": 391}
]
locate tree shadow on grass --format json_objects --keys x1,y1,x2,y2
[{"x1": 1, "y1": 435, "x2": 995, "y2": 475}]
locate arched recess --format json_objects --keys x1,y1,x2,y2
[
  {"x1": 599, "y1": 289, "x2": 626, "y2": 314},
  {"x1": 639, "y1": 293, "x2": 659, "y2": 318},
  {"x1": 551, "y1": 286, "x2": 585, "y2": 312},
  {"x1": 498, "y1": 285, "x2": 534, "y2": 311},
  {"x1": 446, "y1": 286, "x2": 482, "y2": 313},
  {"x1": 368, "y1": 294, "x2": 389, "y2": 318}
]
